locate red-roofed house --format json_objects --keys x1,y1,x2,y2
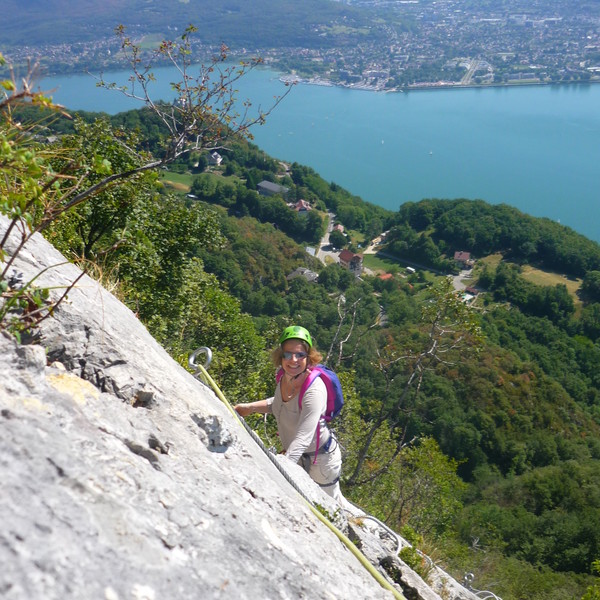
[
  {"x1": 339, "y1": 249, "x2": 363, "y2": 275},
  {"x1": 454, "y1": 251, "x2": 474, "y2": 268},
  {"x1": 292, "y1": 199, "x2": 312, "y2": 213}
]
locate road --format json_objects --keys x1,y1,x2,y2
[
  {"x1": 452, "y1": 269, "x2": 475, "y2": 292},
  {"x1": 364, "y1": 237, "x2": 473, "y2": 292},
  {"x1": 461, "y1": 59, "x2": 480, "y2": 85},
  {"x1": 317, "y1": 221, "x2": 470, "y2": 289},
  {"x1": 316, "y1": 212, "x2": 339, "y2": 263}
]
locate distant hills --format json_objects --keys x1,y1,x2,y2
[{"x1": 0, "y1": 0, "x2": 369, "y2": 48}]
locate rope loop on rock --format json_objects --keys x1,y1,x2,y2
[{"x1": 188, "y1": 346, "x2": 213, "y2": 371}]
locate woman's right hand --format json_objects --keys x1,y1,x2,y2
[{"x1": 234, "y1": 404, "x2": 254, "y2": 417}]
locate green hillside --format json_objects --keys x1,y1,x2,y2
[{"x1": 0, "y1": 0, "x2": 371, "y2": 48}]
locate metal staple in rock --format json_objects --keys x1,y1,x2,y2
[{"x1": 188, "y1": 347, "x2": 312, "y2": 501}]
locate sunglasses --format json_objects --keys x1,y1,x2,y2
[{"x1": 282, "y1": 351, "x2": 308, "y2": 360}]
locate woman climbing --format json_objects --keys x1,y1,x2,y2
[{"x1": 234, "y1": 326, "x2": 348, "y2": 506}]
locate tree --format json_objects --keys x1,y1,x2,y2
[
  {"x1": 45, "y1": 117, "x2": 158, "y2": 261},
  {"x1": 386, "y1": 437, "x2": 466, "y2": 537},
  {"x1": 582, "y1": 271, "x2": 600, "y2": 303},
  {"x1": 0, "y1": 53, "x2": 80, "y2": 339},
  {"x1": 153, "y1": 257, "x2": 271, "y2": 402},
  {"x1": 193, "y1": 153, "x2": 208, "y2": 173},
  {"x1": 582, "y1": 560, "x2": 600, "y2": 600},
  {"x1": 582, "y1": 303, "x2": 600, "y2": 341},
  {"x1": 345, "y1": 277, "x2": 482, "y2": 486},
  {"x1": 329, "y1": 228, "x2": 347, "y2": 249},
  {"x1": 99, "y1": 26, "x2": 292, "y2": 167},
  {"x1": 303, "y1": 210, "x2": 324, "y2": 244},
  {"x1": 317, "y1": 264, "x2": 341, "y2": 291},
  {"x1": 1, "y1": 28, "x2": 291, "y2": 338}
]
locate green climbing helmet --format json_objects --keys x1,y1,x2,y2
[{"x1": 279, "y1": 325, "x2": 313, "y2": 348}]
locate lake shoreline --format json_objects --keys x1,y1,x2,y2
[
  {"x1": 27, "y1": 57, "x2": 600, "y2": 96},
  {"x1": 280, "y1": 72, "x2": 600, "y2": 94},
  {"x1": 40, "y1": 67, "x2": 600, "y2": 244}
]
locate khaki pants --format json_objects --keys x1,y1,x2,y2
[{"x1": 302, "y1": 438, "x2": 346, "y2": 506}]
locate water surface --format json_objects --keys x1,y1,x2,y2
[{"x1": 42, "y1": 68, "x2": 600, "y2": 242}]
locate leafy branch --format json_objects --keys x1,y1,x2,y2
[
  {"x1": 0, "y1": 262, "x2": 85, "y2": 342},
  {"x1": 345, "y1": 277, "x2": 482, "y2": 486},
  {"x1": 96, "y1": 25, "x2": 293, "y2": 162},
  {"x1": 1, "y1": 29, "x2": 291, "y2": 340}
]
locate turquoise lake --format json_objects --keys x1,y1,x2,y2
[{"x1": 41, "y1": 67, "x2": 600, "y2": 243}]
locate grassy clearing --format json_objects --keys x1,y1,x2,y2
[
  {"x1": 326, "y1": 25, "x2": 370, "y2": 35},
  {"x1": 521, "y1": 266, "x2": 581, "y2": 289},
  {"x1": 159, "y1": 171, "x2": 193, "y2": 192},
  {"x1": 475, "y1": 254, "x2": 583, "y2": 312},
  {"x1": 165, "y1": 181, "x2": 190, "y2": 192},
  {"x1": 477, "y1": 253, "x2": 503, "y2": 270},
  {"x1": 362, "y1": 253, "x2": 400, "y2": 272},
  {"x1": 139, "y1": 34, "x2": 165, "y2": 50},
  {"x1": 362, "y1": 253, "x2": 439, "y2": 285},
  {"x1": 348, "y1": 229, "x2": 366, "y2": 246},
  {"x1": 521, "y1": 265, "x2": 583, "y2": 311}
]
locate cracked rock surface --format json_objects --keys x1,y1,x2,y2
[
  {"x1": 1, "y1": 217, "x2": 397, "y2": 600},
  {"x1": 1, "y1": 216, "x2": 479, "y2": 600}
]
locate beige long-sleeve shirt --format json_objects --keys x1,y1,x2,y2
[{"x1": 266, "y1": 376, "x2": 329, "y2": 463}]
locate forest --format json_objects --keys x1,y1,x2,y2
[
  {"x1": 3, "y1": 45, "x2": 600, "y2": 600},
  {"x1": 0, "y1": 0, "x2": 370, "y2": 49}
]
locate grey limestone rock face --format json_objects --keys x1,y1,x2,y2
[
  {"x1": 1, "y1": 216, "x2": 480, "y2": 600},
  {"x1": 0, "y1": 216, "x2": 398, "y2": 600}
]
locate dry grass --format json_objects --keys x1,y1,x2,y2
[
  {"x1": 520, "y1": 266, "x2": 580, "y2": 288},
  {"x1": 159, "y1": 170, "x2": 193, "y2": 193},
  {"x1": 478, "y1": 253, "x2": 503, "y2": 269},
  {"x1": 474, "y1": 254, "x2": 583, "y2": 314},
  {"x1": 163, "y1": 180, "x2": 190, "y2": 192},
  {"x1": 521, "y1": 265, "x2": 583, "y2": 311}
]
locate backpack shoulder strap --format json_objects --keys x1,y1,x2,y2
[
  {"x1": 298, "y1": 367, "x2": 327, "y2": 465},
  {"x1": 276, "y1": 367, "x2": 284, "y2": 384},
  {"x1": 277, "y1": 367, "x2": 324, "y2": 411},
  {"x1": 297, "y1": 367, "x2": 323, "y2": 411}
]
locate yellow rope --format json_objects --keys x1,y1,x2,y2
[
  {"x1": 193, "y1": 362, "x2": 407, "y2": 600},
  {"x1": 307, "y1": 504, "x2": 407, "y2": 599}
]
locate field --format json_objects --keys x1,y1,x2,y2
[
  {"x1": 159, "y1": 171, "x2": 192, "y2": 192},
  {"x1": 362, "y1": 253, "x2": 401, "y2": 272},
  {"x1": 521, "y1": 265, "x2": 583, "y2": 311},
  {"x1": 475, "y1": 254, "x2": 583, "y2": 311},
  {"x1": 477, "y1": 253, "x2": 503, "y2": 270},
  {"x1": 139, "y1": 34, "x2": 165, "y2": 50}
]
